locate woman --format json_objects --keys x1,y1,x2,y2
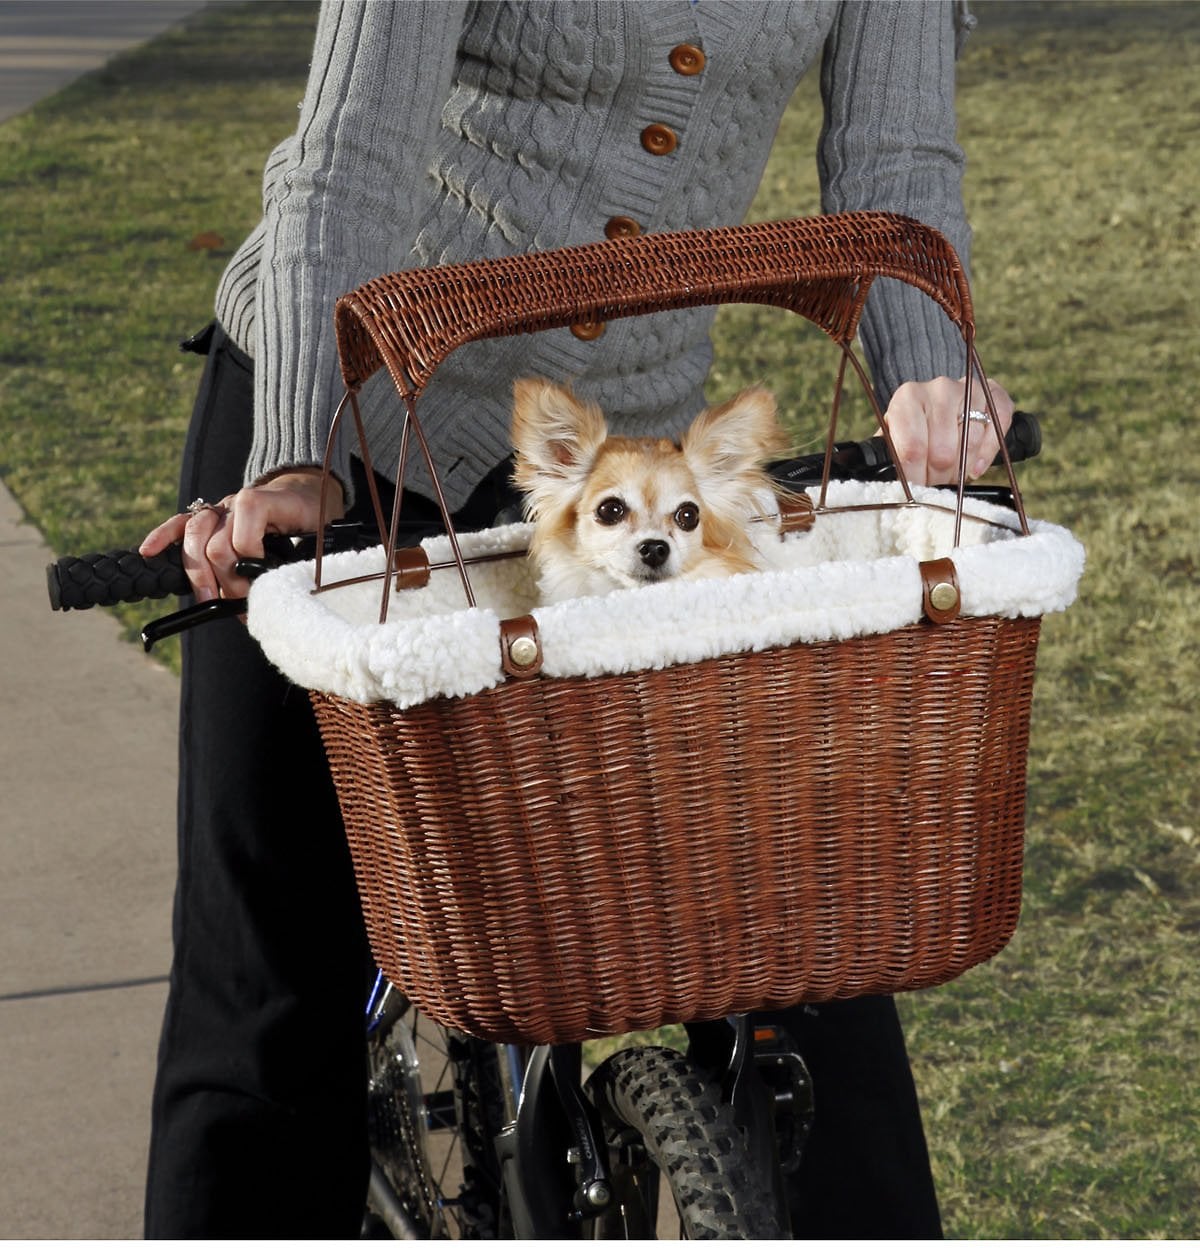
[{"x1": 142, "y1": 2, "x2": 1008, "y2": 1236}]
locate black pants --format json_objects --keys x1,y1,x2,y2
[
  {"x1": 144, "y1": 324, "x2": 941, "y2": 1238},
  {"x1": 144, "y1": 325, "x2": 373, "y2": 1237},
  {"x1": 775, "y1": 996, "x2": 943, "y2": 1237}
]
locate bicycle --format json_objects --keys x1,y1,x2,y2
[{"x1": 48, "y1": 417, "x2": 1042, "y2": 1239}]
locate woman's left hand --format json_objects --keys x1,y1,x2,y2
[{"x1": 881, "y1": 375, "x2": 1014, "y2": 486}]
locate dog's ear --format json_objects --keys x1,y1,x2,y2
[
  {"x1": 681, "y1": 386, "x2": 788, "y2": 482},
  {"x1": 511, "y1": 378, "x2": 608, "y2": 495}
]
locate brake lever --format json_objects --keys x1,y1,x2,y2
[
  {"x1": 140, "y1": 550, "x2": 265, "y2": 648},
  {"x1": 141, "y1": 597, "x2": 248, "y2": 651}
]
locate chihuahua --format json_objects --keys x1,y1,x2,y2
[{"x1": 511, "y1": 378, "x2": 789, "y2": 603}]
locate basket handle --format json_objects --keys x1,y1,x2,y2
[
  {"x1": 332, "y1": 211, "x2": 974, "y2": 398},
  {"x1": 315, "y1": 213, "x2": 1024, "y2": 623}
]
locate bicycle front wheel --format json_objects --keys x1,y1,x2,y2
[{"x1": 584, "y1": 1045, "x2": 784, "y2": 1239}]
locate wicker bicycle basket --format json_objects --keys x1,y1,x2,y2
[{"x1": 247, "y1": 213, "x2": 1084, "y2": 1045}]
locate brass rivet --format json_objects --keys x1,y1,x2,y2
[
  {"x1": 508, "y1": 636, "x2": 539, "y2": 668},
  {"x1": 930, "y1": 581, "x2": 959, "y2": 612}
]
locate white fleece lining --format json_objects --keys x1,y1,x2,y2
[{"x1": 247, "y1": 481, "x2": 1085, "y2": 709}]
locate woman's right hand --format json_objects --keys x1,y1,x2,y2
[{"x1": 139, "y1": 469, "x2": 344, "y2": 602}]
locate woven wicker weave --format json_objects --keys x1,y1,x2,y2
[{"x1": 308, "y1": 212, "x2": 1039, "y2": 1045}]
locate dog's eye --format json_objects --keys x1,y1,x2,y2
[
  {"x1": 595, "y1": 497, "x2": 627, "y2": 525},
  {"x1": 674, "y1": 502, "x2": 700, "y2": 532}
]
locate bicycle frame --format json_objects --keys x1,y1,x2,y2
[{"x1": 499, "y1": 1045, "x2": 599, "y2": 1237}]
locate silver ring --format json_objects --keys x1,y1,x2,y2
[
  {"x1": 186, "y1": 497, "x2": 225, "y2": 516},
  {"x1": 961, "y1": 409, "x2": 989, "y2": 425}
]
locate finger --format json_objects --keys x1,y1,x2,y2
[
  {"x1": 964, "y1": 418, "x2": 996, "y2": 480},
  {"x1": 201, "y1": 502, "x2": 258, "y2": 600},
  {"x1": 882, "y1": 383, "x2": 930, "y2": 486},
  {"x1": 139, "y1": 513, "x2": 189, "y2": 557},
  {"x1": 924, "y1": 376, "x2": 968, "y2": 481},
  {"x1": 180, "y1": 510, "x2": 224, "y2": 602},
  {"x1": 960, "y1": 378, "x2": 997, "y2": 478},
  {"x1": 966, "y1": 379, "x2": 1015, "y2": 478},
  {"x1": 228, "y1": 488, "x2": 272, "y2": 561}
]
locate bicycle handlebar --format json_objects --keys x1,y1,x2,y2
[
  {"x1": 46, "y1": 532, "x2": 305, "y2": 612},
  {"x1": 47, "y1": 411, "x2": 1041, "y2": 627},
  {"x1": 768, "y1": 408, "x2": 1040, "y2": 489}
]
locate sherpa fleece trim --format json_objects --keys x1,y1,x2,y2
[{"x1": 247, "y1": 481, "x2": 1085, "y2": 709}]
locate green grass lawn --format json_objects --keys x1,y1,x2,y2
[{"x1": 1, "y1": 1, "x2": 1197, "y2": 1237}]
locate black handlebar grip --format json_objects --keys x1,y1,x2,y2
[
  {"x1": 1003, "y1": 408, "x2": 1042, "y2": 462},
  {"x1": 47, "y1": 546, "x2": 191, "y2": 611}
]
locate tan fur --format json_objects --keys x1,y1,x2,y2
[{"x1": 511, "y1": 378, "x2": 789, "y2": 603}]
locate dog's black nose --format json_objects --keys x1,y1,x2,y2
[{"x1": 638, "y1": 539, "x2": 670, "y2": 569}]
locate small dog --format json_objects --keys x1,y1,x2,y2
[{"x1": 511, "y1": 377, "x2": 789, "y2": 603}]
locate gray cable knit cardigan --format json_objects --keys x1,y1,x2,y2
[{"x1": 215, "y1": 0, "x2": 975, "y2": 511}]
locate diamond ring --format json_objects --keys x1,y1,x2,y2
[{"x1": 186, "y1": 497, "x2": 226, "y2": 515}]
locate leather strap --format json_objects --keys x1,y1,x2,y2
[
  {"x1": 391, "y1": 546, "x2": 431, "y2": 591},
  {"x1": 500, "y1": 614, "x2": 543, "y2": 678},
  {"x1": 776, "y1": 492, "x2": 816, "y2": 533},
  {"x1": 919, "y1": 557, "x2": 961, "y2": 624}
]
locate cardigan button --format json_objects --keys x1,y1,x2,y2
[
  {"x1": 605, "y1": 216, "x2": 642, "y2": 240},
  {"x1": 570, "y1": 320, "x2": 606, "y2": 341},
  {"x1": 641, "y1": 123, "x2": 678, "y2": 156},
  {"x1": 669, "y1": 43, "x2": 706, "y2": 76}
]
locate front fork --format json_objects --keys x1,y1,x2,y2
[{"x1": 496, "y1": 1044, "x2": 612, "y2": 1238}]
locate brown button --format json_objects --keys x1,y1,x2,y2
[
  {"x1": 669, "y1": 43, "x2": 705, "y2": 76},
  {"x1": 641, "y1": 124, "x2": 678, "y2": 156},
  {"x1": 570, "y1": 320, "x2": 606, "y2": 341},
  {"x1": 605, "y1": 216, "x2": 642, "y2": 240}
]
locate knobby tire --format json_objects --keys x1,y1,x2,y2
[{"x1": 584, "y1": 1045, "x2": 784, "y2": 1239}]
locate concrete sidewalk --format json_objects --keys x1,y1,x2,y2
[{"x1": 1, "y1": 3, "x2": 214, "y2": 1237}]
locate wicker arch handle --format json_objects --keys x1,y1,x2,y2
[
  {"x1": 317, "y1": 212, "x2": 1022, "y2": 621},
  {"x1": 332, "y1": 211, "x2": 975, "y2": 398}
]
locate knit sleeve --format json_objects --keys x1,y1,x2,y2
[
  {"x1": 817, "y1": 0, "x2": 973, "y2": 406},
  {"x1": 246, "y1": 0, "x2": 469, "y2": 490}
]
